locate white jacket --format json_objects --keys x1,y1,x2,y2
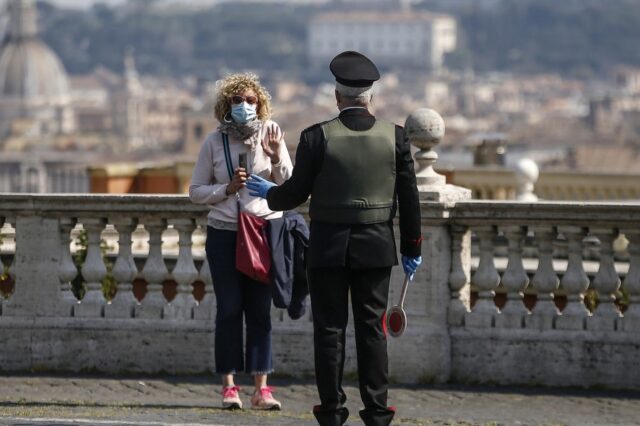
[{"x1": 189, "y1": 120, "x2": 293, "y2": 229}]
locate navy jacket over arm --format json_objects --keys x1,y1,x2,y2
[{"x1": 267, "y1": 211, "x2": 309, "y2": 319}]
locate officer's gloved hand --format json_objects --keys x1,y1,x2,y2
[
  {"x1": 246, "y1": 174, "x2": 277, "y2": 199},
  {"x1": 402, "y1": 255, "x2": 422, "y2": 281}
]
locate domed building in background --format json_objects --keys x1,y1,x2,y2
[{"x1": 0, "y1": 0, "x2": 76, "y2": 144}]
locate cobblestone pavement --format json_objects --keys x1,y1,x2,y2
[{"x1": 0, "y1": 375, "x2": 638, "y2": 426}]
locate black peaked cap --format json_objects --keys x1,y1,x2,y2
[{"x1": 330, "y1": 51, "x2": 380, "y2": 88}]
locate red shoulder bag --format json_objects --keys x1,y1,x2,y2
[{"x1": 222, "y1": 133, "x2": 271, "y2": 284}]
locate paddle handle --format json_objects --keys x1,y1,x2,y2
[{"x1": 398, "y1": 273, "x2": 410, "y2": 308}]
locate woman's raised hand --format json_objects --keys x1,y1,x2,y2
[{"x1": 261, "y1": 123, "x2": 284, "y2": 164}]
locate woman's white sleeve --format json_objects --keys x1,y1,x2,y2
[{"x1": 189, "y1": 136, "x2": 229, "y2": 204}]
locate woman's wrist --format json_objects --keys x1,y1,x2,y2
[
  {"x1": 269, "y1": 155, "x2": 281, "y2": 165},
  {"x1": 225, "y1": 184, "x2": 234, "y2": 196}
]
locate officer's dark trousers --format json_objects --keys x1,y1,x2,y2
[{"x1": 308, "y1": 266, "x2": 395, "y2": 426}]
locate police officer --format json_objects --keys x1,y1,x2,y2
[{"x1": 247, "y1": 51, "x2": 422, "y2": 426}]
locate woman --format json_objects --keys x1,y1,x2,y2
[{"x1": 189, "y1": 73, "x2": 292, "y2": 410}]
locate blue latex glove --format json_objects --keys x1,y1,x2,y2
[
  {"x1": 402, "y1": 255, "x2": 422, "y2": 280},
  {"x1": 246, "y1": 174, "x2": 277, "y2": 199}
]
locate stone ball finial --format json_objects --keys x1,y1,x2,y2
[
  {"x1": 515, "y1": 157, "x2": 539, "y2": 201},
  {"x1": 404, "y1": 108, "x2": 445, "y2": 151},
  {"x1": 515, "y1": 158, "x2": 539, "y2": 184}
]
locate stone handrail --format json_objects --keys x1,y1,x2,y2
[{"x1": 448, "y1": 200, "x2": 640, "y2": 225}]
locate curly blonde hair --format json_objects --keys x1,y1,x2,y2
[{"x1": 214, "y1": 73, "x2": 272, "y2": 123}]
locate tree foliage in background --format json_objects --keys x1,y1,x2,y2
[
  {"x1": 37, "y1": 0, "x2": 640, "y2": 79},
  {"x1": 433, "y1": 0, "x2": 640, "y2": 77}
]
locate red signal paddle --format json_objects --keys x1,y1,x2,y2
[{"x1": 387, "y1": 273, "x2": 410, "y2": 338}]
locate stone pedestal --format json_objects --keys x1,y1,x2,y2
[
  {"x1": 3, "y1": 217, "x2": 61, "y2": 317},
  {"x1": 388, "y1": 108, "x2": 472, "y2": 383}
]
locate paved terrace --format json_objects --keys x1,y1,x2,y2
[{"x1": 0, "y1": 375, "x2": 639, "y2": 426}]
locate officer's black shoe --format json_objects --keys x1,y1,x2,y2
[
  {"x1": 313, "y1": 404, "x2": 349, "y2": 426},
  {"x1": 359, "y1": 406, "x2": 395, "y2": 426}
]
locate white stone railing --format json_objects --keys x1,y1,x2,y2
[
  {"x1": 0, "y1": 194, "x2": 320, "y2": 374},
  {"x1": 1, "y1": 195, "x2": 640, "y2": 387},
  {"x1": 0, "y1": 195, "x2": 314, "y2": 325},
  {"x1": 438, "y1": 200, "x2": 640, "y2": 389},
  {"x1": 1, "y1": 195, "x2": 207, "y2": 318},
  {"x1": 445, "y1": 200, "x2": 639, "y2": 331}
]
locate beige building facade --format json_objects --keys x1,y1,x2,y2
[{"x1": 308, "y1": 11, "x2": 456, "y2": 71}]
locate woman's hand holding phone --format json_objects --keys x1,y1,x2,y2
[{"x1": 226, "y1": 167, "x2": 247, "y2": 195}]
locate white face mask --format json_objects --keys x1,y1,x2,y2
[{"x1": 231, "y1": 102, "x2": 257, "y2": 124}]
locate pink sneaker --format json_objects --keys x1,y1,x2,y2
[
  {"x1": 221, "y1": 385, "x2": 242, "y2": 409},
  {"x1": 251, "y1": 386, "x2": 281, "y2": 410}
]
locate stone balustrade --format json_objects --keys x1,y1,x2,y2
[
  {"x1": 1, "y1": 194, "x2": 639, "y2": 389},
  {"x1": 0, "y1": 194, "x2": 319, "y2": 375},
  {"x1": 447, "y1": 201, "x2": 639, "y2": 330},
  {"x1": 443, "y1": 200, "x2": 640, "y2": 388}
]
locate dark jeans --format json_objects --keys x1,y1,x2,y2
[
  {"x1": 206, "y1": 226, "x2": 273, "y2": 375},
  {"x1": 308, "y1": 266, "x2": 395, "y2": 426}
]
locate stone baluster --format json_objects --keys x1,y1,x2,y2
[
  {"x1": 272, "y1": 308, "x2": 285, "y2": 324},
  {"x1": 525, "y1": 226, "x2": 559, "y2": 330},
  {"x1": 587, "y1": 228, "x2": 622, "y2": 331},
  {"x1": 0, "y1": 216, "x2": 5, "y2": 314},
  {"x1": 105, "y1": 218, "x2": 138, "y2": 318},
  {"x1": 194, "y1": 220, "x2": 215, "y2": 321},
  {"x1": 75, "y1": 218, "x2": 107, "y2": 317},
  {"x1": 0, "y1": 216, "x2": 4, "y2": 264},
  {"x1": 465, "y1": 226, "x2": 500, "y2": 328},
  {"x1": 1, "y1": 218, "x2": 16, "y2": 314},
  {"x1": 6, "y1": 217, "x2": 16, "y2": 282},
  {"x1": 556, "y1": 226, "x2": 590, "y2": 330},
  {"x1": 136, "y1": 219, "x2": 168, "y2": 319},
  {"x1": 620, "y1": 230, "x2": 640, "y2": 332},
  {"x1": 495, "y1": 226, "x2": 529, "y2": 328},
  {"x1": 448, "y1": 225, "x2": 470, "y2": 326},
  {"x1": 164, "y1": 219, "x2": 198, "y2": 320},
  {"x1": 57, "y1": 217, "x2": 78, "y2": 316}
]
